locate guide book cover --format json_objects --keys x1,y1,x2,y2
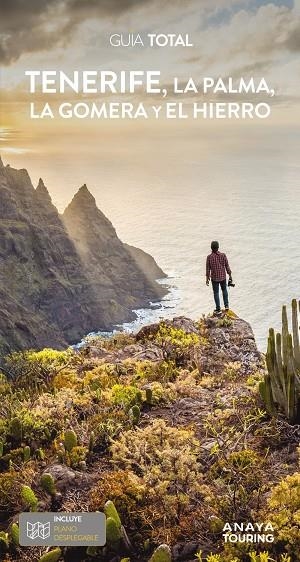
[{"x1": 0, "y1": 1, "x2": 299, "y2": 562}]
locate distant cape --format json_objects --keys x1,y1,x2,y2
[{"x1": 0, "y1": 157, "x2": 167, "y2": 352}]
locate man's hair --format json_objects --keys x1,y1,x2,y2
[{"x1": 211, "y1": 240, "x2": 219, "y2": 252}]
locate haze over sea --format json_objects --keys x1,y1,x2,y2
[{"x1": 3, "y1": 121, "x2": 300, "y2": 351}]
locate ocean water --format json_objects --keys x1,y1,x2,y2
[{"x1": 3, "y1": 122, "x2": 300, "y2": 351}]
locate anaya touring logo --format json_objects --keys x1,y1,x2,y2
[{"x1": 222, "y1": 522, "x2": 275, "y2": 544}]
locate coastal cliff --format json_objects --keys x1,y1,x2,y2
[{"x1": 0, "y1": 158, "x2": 167, "y2": 352}]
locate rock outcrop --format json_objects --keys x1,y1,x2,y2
[
  {"x1": 0, "y1": 159, "x2": 167, "y2": 352},
  {"x1": 1, "y1": 313, "x2": 299, "y2": 562}
]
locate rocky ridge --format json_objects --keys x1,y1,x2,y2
[
  {"x1": 0, "y1": 158, "x2": 167, "y2": 352},
  {"x1": 1, "y1": 312, "x2": 298, "y2": 562}
]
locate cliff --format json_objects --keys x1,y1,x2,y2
[
  {"x1": 62, "y1": 185, "x2": 166, "y2": 325},
  {"x1": 0, "y1": 158, "x2": 167, "y2": 352},
  {"x1": 124, "y1": 243, "x2": 166, "y2": 282}
]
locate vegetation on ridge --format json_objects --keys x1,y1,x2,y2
[{"x1": 0, "y1": 311, "x2": 299, "y2": 562}]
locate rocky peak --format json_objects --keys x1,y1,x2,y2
[
  {"x1": 63, "y1": 183, "x2": 115, "y2": 237},
  {"x1": 0, "y1": 155, "x2": 4, "y2": 168},
  {"x1": 0, "y1": 160, "x2": 167, "y2": 352},
  {"x1": 69, "y1": 184, "x2": 96, "y2": 208},
  {"x1": 36, "y1": 178, "x2": 53, "y2": 204}
]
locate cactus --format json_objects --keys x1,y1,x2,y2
[
  {"x1": 104, "y1": 500, "x2": 123, "y2": 547},
  {"x1": 9, "y1": 417, "x2": 22, "y2": 443},
  {"x1": 89, "y1": 430, "x2": 95, "y2": 454},
  {"x1": 57, "y1": 446, "x2": 65, "y2": 463},
  {"x1": 260, "y1": 301, "x2": 300, "y2": 424},
  {"x1": 44, "y1": 428, "x2": 51, "y2": 440},
  {"x1": 292, "y1": 298, "x2": 300, "y2": 366},
  {"x1": 10, "y1": 523, "x2": 20, "y2": 546},
  {"x1": 63, "y1": 429, "x2": 77, "y2": 452},
  {"x1": 149, "y1": 544, "x2": 172, "y2": 562},
  {"x1": 145, "y1": 387, "x2": 153, "y2": 405},
  {"x1": 86, "y1": 545, "x2": 98, "y2": 556},
  {"x1": 23, "y1": 445, "x2": 31, "y2": 462},
  {"x1": 0, "y1": 531, "x2": 9, "y2": 552},
  {"x1": 106, "y1": 516, "x2": 122, "y2": 545},
  {"x1": 104, "y1": 500, "x2": 121, "y2": 529},
  {"x1": 259, "y1": 375, "x2": 275, "y2": 415},
  {"x1": 21, "y1": 485, "x2": 38, "y2": 511},
  {"x1": 41, "y1": 473, "x2": 56, "y2": 495},
  {"x1": 36, "y1": 448, "x2": 45, "y2": 460},
  {"x1": 38, "y1": 548, "x2": 62, "y2": 562},
  {"x1": 129, "y1": 404, "x2": 140, "y2": 426}
]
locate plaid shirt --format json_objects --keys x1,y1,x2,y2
[{"x1": 206, "y1": 251, "x2": 231, "y2": 282}]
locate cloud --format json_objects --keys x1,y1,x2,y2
[
  {"x1": 1, "y1": 0, "x2": 284, "y2": 65},
  {"x1": 0, "y1": 0, "x2": 142, "y2": 64},
  {"x1": 0, "y1": 0, "x2": 195, "y2": 64},
  {"x1": 1, "y1": 0, "x2": 299, "y2": 115},
  {"x1": 284, "y1": 24, "x2": 300, "y2": 51}
]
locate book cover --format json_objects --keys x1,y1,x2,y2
[{"x1": 0, "y1": 1, "x2": 299, "y2": 562}]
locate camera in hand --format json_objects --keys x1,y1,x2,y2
[{"x1": 228, "y1": 279, "x2": 235, "y2": 287}]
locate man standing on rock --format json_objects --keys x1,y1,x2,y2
[{"x1": 206, "y1": 241, "x2": 233, "y2": 314}]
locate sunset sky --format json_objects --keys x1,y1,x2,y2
[
  {"x1": 0, "y1": 0, "x2": 299, "y2": 208},
  {"x1": 0, "y1": 0, "x2": 300, "y2": 345}
]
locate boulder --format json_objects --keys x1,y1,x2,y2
[{"x1": 42, "y1": 464, "x2": 76, "y2": 491}]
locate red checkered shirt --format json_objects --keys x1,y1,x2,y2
[{"x1": 206, "y1": 251, "x2": 231, "y2": 282}]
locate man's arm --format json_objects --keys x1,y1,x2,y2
[
  {"x1": 224, "y1": 255, "x2": 232, "y2": 278},
  {"x1": 206, "y1": 256, "x2": 210, "y2": 285}
]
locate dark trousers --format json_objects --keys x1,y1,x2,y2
[{"x1": 212, "y1": 279, "x2": 228, "y2": 311}]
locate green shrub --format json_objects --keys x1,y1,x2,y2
[
  {"x1": 143, "y1": 382, "x2": 165, "y2": 405},
  {"x1": 9, "y1": 417, "x2": 22, "y2": 443},
  {"x1": 111, "y1": 419, "x2": 201, "y2": 517},
  {"x1": 154, "y1": 324, "x2": 200, "y2": 348},
  {"x1": 14, "y1": 408, "x2": 58, "y2": 445},
  {"x1": 0, "y1": 472, "x2": 22, "y2": 513},
  {"x1": 89, "y1": 470, "x2": 145, "y2": 517},
  {"x1": 221, "y1": 362, "x2": 242, "y2": 382},
  {"x1": 89, "y1": 416, "x2": 125, "y2": 451},
  {"x1": 68, "y1": 445, "x2": 88, "y2": 469},
  {"x1": 4, "y1": 349, "x2": 72, "y2": 391},
  {"x1": 264, "y1": 472, "x2": 300, "y2": 556},
  {"x1": 110, "y1": 384, "x2": 142, "y2": 411}
]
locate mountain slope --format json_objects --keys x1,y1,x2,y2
[
  {"x1": 63, "y1": 185, "x2": 166, "y2": 325},
  {"x1": 0, "y1": 158, "x2": 167, "y2": 352}
]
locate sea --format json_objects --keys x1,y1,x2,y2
[{"x1": 3, "y1": 121, "x2": 300, "y2": 351}]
